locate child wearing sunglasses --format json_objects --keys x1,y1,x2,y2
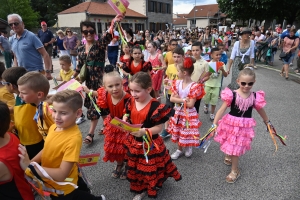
[{"x1": 213, "y1": 66, "x2": 270, "y2": 184}]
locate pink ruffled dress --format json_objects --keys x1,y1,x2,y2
[
  {"x1": 167, "y1": 80, "x2": 205, "y2": 147},
  {"x1": 214, "y1": 87, "x2": 266, "y2": 156}
]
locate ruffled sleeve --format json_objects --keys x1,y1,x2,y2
[
  {"x1": 221, "y1": 87, "x2": 233, "y2": 107},
  {"x1": 151, "y1": 103, "x2": 175, "y2": 126},
  {"x1": 96, "y1": 87, "x2": 108, "y2": 109},
  {"x1": 170, "y1": 80, "x2": 180, "y2": 94},
  {"x1": 254, "y1": 90, "x2": 266, "y2": 110},
  {"x1": 142, "y1": 61, "x2": 152, "y2": 72},
  {"x1": 121, "y1": 57, "x2": 133, "y2": 73},
  {"x1": 187, "y1": 82, "x2": 205, "y2": 100}
]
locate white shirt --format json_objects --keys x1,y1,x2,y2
[{"x1": 254, "y1": 34, "x2": 265, "y2": 42}]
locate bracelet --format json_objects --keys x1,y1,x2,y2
[{"x1": 89, "y1": 90, "x2": 93, "y2": 95}]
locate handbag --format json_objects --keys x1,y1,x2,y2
[
  {"x1": 280, "y1": 39, "x2": 295, "y2": 59},
  {"x1": 79, "y1": 43, "x2": 94, "y2": 82},
  {"x1": 70, "y1": 49, "x2": 78, "y2": 56}
]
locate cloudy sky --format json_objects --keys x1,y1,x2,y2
[{"x1": 173, "y1": 0, "x2": 217, "y2": 14}]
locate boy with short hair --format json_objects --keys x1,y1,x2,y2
[
  {"x1": 164, "y1": 39, "x2": 178, "y2": 66},
  {"x1": 57, "y1": 55, "x2": 74, "y2": 81},
  {"x1": 17, "y1": 71, "x2": 54, "y2": 139},
  {"x1": 0, "y1": 101, "x2": 34, "y2": 200},
  {"x1": 2, "y1": 67, "x2": 44, "y2": 159},
  {"x1": 191, "y1": 42, "x2": 209, "y2": 113},
  {"x1": 19, "y1": 90, "x2": 106, "y2": 200},
  {"x1": 203, "y1": 48, "x2": 228, "y2": 121},
  {"x1": 0, "y1": 62, "x2": 15, "y2": 121},
  {"x1": 217, "y1": 43, "x2": 228, "y2": 97}
]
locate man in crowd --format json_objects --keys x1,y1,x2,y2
[{"x1": 7, "y1": 13, "x2": 52, "y2": 80}]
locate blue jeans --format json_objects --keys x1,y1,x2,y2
[{"x1": 67, "y1": 50, "x2": 77, "y2": 70}]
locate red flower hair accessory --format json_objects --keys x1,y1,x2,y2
[{"x1": 184, "y1": 57, "x2": 193, "y2": 69}]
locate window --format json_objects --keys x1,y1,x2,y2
[
  {"x1": 150, "y1": 22, "x2": 156, "y2": 32},
  {"x1": 157, "y1": 2, "x2": 162, "y2": 13},
  {"x1": 97, "y1": 23, "x2": 102, "y2": 34},
  {"x1": 166, "y1": 4, "x2": 171, "y2": 14},
  {"x1": 148, "y1": 1, "x2": 156, "y2": 12}
]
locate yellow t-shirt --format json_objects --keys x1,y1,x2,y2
[
  {"x1": 0, "y1": 86, "x2": 15, "y2": 121},
  {"x1": 191, "y1": 58, "x2": 209, "y2": 82},
  {"x1": 41, "y1": 124, "x2": 82, "y2": 196},
  {"x1": 205, "y1": 64, "x2": 227, "y2": 88},
  {"x1": 164, "y1": 51, "x2": 174, "y2": 66},
  {"x1": 14, "y1": 96, "x2": 43, "y2": 145},
  {"x1": 59, "y1": 69, "x2": 73, "y2": 82},
  {"x1": 36, "y1": 102, "x2": 55, "y2": 139},
  {"x1": 165, "y1": 64, "x2": 178, "y2": 94}
]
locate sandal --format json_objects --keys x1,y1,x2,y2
[
  {"x1": 98, "y1": 127, "x2": 104, "y2": 135},
  {"x1": 112, "y1": 164, "x2": 123, "y2": 179},
  {"x1": 133, "y1": 192, "x2": 146, "y2": 200},
  {"x1": 83, "y1": 134, "x2": 94, "y2": 144},
  {"x1": 226, "y1": 169, "x2": 240, "y2": 183},
  {"x1": 279, "y1": 72, "x2": 284, "y2": 77},
  {"x1": 120, "y1": 163, "x2": 127, "y2": 180},
  {"x1": 224, "y1": 155, "x2": 232, "y2": 166}
]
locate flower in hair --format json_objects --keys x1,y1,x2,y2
[{"x1": 184, "y1": 57, "x2": 193, "y2": 69}]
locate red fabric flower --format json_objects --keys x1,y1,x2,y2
[{"x1": 184, "y1": 57, "x2": 193, "y2": 69}]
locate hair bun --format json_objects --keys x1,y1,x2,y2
[
  {"x1": 184, "y1": 57, "x2": 193, "y2": 69},
  {"x1": 104, "y1": 65, "x2": 116, "y2": 73}
]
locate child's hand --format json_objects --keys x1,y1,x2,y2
[
  {"x1": 131, "y1": 128, "x2": 146, "y2": 138},
  {"x1": 18, "y1": 144, "x2": 31, "y2": 171},
  {"x1": 82, "y1": 86, "x2": 90, "y2": 94},
  {"x1": 122, "y1": 114, "x2": 129, "y2": 122}
]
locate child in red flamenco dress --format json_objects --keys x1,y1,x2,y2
[
  {"x1": 123, "y1": 72, "x2": 181, "y2": 200},
  {"x1": 118, "y1": 43, "x2": 131, "y2": 92},
  {"x1": 167, "y1": 57, "x2": 205, "y2": 159},
  {"x1": 213, "y1": 67, "x2": 270, "y2": 184}
]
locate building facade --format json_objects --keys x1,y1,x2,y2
[{"x1": 127, "y1": 0, "x2": 173, "y2": 32}]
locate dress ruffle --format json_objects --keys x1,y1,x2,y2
[
  {"x1": 221, "y1": 87, "x2": 233, "y2": 106},
  {"x1": 254, "y1": 90, "x2": 266, "y2": 110},
  {"x1": 188, "y1": 83, "x2": 206, "y2": 100},
  {"x1": 103, "y1": 115, "x2": 128, "y2": 162},
  {"x1": 214, "y1": 114, "x2": 256, "y2": 156},
  {"x1": 151, "y1": 104, "x2": 175, "y2": 125},
  {"x1": 124, "y1": 135, "x2": 182, "y2": 198},
  {"x1": 96, "y1": 87, "x2": 108, "y2": 109}
]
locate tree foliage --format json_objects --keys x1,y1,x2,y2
[
  {"x1": 218, "y1": 0, "x2": 300, "y2": 25},
  {"x1": 30, "y1": 0, "x2": 81, "y2": 27},
  {"x1": 0, "y1": 0, "x2": 39, "y2": 29}
]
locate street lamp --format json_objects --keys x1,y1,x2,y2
[{"x1": 193, "y1": 0, "x2": 197, "y2": 28}]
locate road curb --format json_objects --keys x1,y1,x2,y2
[{"x1": 257, "y1": 64, "x2": 300, "y2": 79}]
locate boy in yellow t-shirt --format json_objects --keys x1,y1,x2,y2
[
  {"x1": 18, "y1": 90, "x2": 106, "y2": 199},
  {"x1": 2, "y1": 67, "x2": 44, "y2": 159},
  {"x1": 17, "y1": 72, "x2": 54, "y2": 139},
  {"x1": 56, "y1": 55, "x2": 74, "y2": 81},
  {"x1": 164, "y1": 39, "x2": 178, "y2": 66},
  {"x1": 0, "y1": 62, "x2": 15, "y2": 121}
]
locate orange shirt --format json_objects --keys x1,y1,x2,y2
[
  {"x1": 130, "y1": 61, "x2": 143, "y2": 75},
  {"x1": 130, "y1": 98, "x2": 154, "y2": 124}
]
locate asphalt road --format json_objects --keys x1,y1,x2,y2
[{"x1": 1, "y1": 54, "x2": 300, "y2": 200}]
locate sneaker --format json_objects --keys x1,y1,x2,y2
[
  {"x1": 210, "y1": 114, "x2": 215, "y2": 121},
  {"x1": 289, "y1": 63, "x2": 293, "y2": 66},
  {"x1": 76, "y1": 115, "x2": 86, "y2": 125},
  {"x1": 97, "y1": 195, "x2": 106, "y2": 200},
  {"x1": 160, "y1": 129, "x2": 170, "y2": 138},
  {"x1": 171, "y1": 149, "x2": 183, "y2": 160},
  {"x1": 185, "y1": 146, "x2": 193, "y2": 157},
  {"x1": 203, "y1": 106, "x2": 208, "y2": 114}
]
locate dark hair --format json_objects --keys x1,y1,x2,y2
[
  {"x1": 148, "y1": 41, "x2": 157, "y2": 49},
  {"x1": 211, "y1": 47, "x2": 220, "y2": 54},
  {"x1": 80, "y1": 20, "x2": 95, "y2": 32},
  {"x1": 104, "y1": 64, "x2": 116, "y2": 73},
  {"x1": 0, "y1": 101, "x2": 10, "y2": 138},
  {"x1": 0, "y1": 62, "x2": 5, "y2": 78},
  {"x1": 131, "y1": 45, "x2": 142, "y2": 54},
  {"x1": 51, "y1": 90, "x2": 83, "y2": 112},
  {"x1": 192, "y1": 41, "x2": 203, "y2": 49},
  {"x1": 217, "y1": 43, "x2": 225, "y2": 48},
  {"x1": 172, "y1": 47, "x2": 184, "y2": 56},
  {"x1": 290, "y1": 28, "x2": 296, "y2": 33},
  {"x1": 204, "y1": 41, "x2": 210, "y2": 45},
  {"x1": 125, "y1": 28, "x2": 133, "y2": 38},
  {"x1": 169, "y1": 39, "x2": 177, "y2": 45},
  {"x1": 2, "y1": 67, "x2": 27, "y2": 86},
  {"x1": 129, "y1": 72, "x2": 155, "y2": 98}
]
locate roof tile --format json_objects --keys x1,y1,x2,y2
[{"x1": 185, "y1": 4, "x2": 225, "y2": 19}]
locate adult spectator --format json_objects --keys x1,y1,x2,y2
[
  {"x1": 7, "y1": 13, "x2": 52, "y2": 80},
  {"x1": 37, "y1": 21, "x2": 54, "y2": 72},
  {"x1": 268, "y1": 32, "x2": 279, "y2": 66},
  {"x1": 144, "y1": 30, "x2": 151, "y2": 41},
  {"x1": 280, "y1": 29, "x2": 299, "y2": 79},
  {"x1": 254, "y1": 30, "x2": 265, "y2": 66},
  {"x1": 8, "y1": 30, "x2": 14, "y2": 46},
  {"x1": 227, "y1": 27, "x2": 255, "y2": 90},
  {"x1": 281, "y1": 25, "x2": 291, "y2": 40},
  {"x1": 55, "y1": 29, "x2": 68, "y2": 57},
  {"x1": 124, "y1": 28, "x2": 134, "y2": 46},
  {"x1": 0, "y1": 33, "x2": 12, "y2": 68},
  {"x1": 63, "y1": 28, "x2": 80, "y2": 70},
  {"x1": 73, "y1": 20, "x2": 108, "y2": 144},
  {"x1": 199, "y1": 27, "x2": 212, "y2": 46}
]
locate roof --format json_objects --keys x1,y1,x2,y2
[
  {"x1": 173, "y1": 17, "x2": 187, "y2": 25},
  {"x1": 185, "y1": 4, "x2": 226, "y2": 19},
  {"x1": 59, "y1": 2, "x2": 147, "y2": 18}
]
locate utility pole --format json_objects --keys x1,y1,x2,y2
[{"x1": 193, "y1": 0, "x2": 196, "y2": 28}]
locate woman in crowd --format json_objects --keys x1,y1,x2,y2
[
  {"x1": 63, "y1": 28, "x2": 80, "y2": 70},
  {"x1": 56, "y1": 30, "x2": 68, "y2": 57}
]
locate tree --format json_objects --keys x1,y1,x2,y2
[
  {"x1": 0, "y1": 0, "x2": 39, "y2": 29},
  {"x1": 30, "y1": 0, "x2": 81, "y2": 27}
]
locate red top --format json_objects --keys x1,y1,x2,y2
[
  {"x1": 130, "y1": 98, "x2": 155, "y2": 124},
  {"x1": 122, "y1": 58, "x2": 152, "y2": 75},
  {"x1": 0, "y1": 133, "x2": 34, "y2": 200},
  {"x1": 130, "y1": 61, "x2": 143, "y2": 75}
]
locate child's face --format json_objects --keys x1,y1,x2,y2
[
  {"x1": 122, "y1": 45, "x2": 130, "y2": 53},
  {"x1": 60, "y1": 61, "x2": 71, "y2": 71},
  {"x1": 2, "y1": 80, "x2": 14, "y2": 93},
  {"x1": 211, "y1": 50, "x2": 221, "y2": 61},
  {"x1": 104, "y1": 76, "x2": 123, "y2": 98},
  {"x1": 204, "y1": 43, "x2": 210, "y2": 47},
  {"x1": 176, "y1": 66, "x2": 184, "y2": 79},
  {"x1": 147, "y1": 43, "x2": 155, "y2": 53},
  {"x1": 237, "y1": 75, "x2": 255, "y2": 93},
  {"x1": 52, "y1": 102, "x2": 82, "y2": 130},
  {"x1": 169, "y1": 41, "x2": 178, "y2": 51},
  {"x1": 192, "y1": 46, "x2": 202, "y2": 59},
  {"x1": 172, "y1": 53, "x2": 183, "y2": 64},
  {"x1": 132, "y1": 49, "x2": 142, "y2": 61},
  {"x1": 219, "y1": 46, "x2": 225, "y2": 53},
  {"x1": 18, "y1": 84, "x2": 41, "y2": 104},
  {"x1": 129, "y1": 81, "x2": 151, "y2": 103}
]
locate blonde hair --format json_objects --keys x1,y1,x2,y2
[
  {"x1": 51, "y1": 90, "x2": 82, "y2": 112},
  {"x1": 17, "y1": 71, "x2": 50, "y2": 95},
  {"x1": 238, "y1": 66, "x2": 256, "y2": 79},
  {"x1": 56, "y1": 29, "x2": 64, "y2": 35}
]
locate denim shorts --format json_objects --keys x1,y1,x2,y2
[{"x1": 282, "y1": 52, "x2": 295, "y2": 64}]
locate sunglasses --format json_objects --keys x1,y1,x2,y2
[
  {"x1": 240, "y1": 82, "x2": 254, "y2": 86},
  {"x1": 1, "y1": 81, "x2": 10, "y2": 85},
  {"x1": 66, "y1": 30, "x2": 71, "y2": 33},
  {"x1": 82, "y1": 29, "x2": 95, "y2": 35},
  {"x1": 9, "y1": 22, "x2": 20, "y2": 27}
]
